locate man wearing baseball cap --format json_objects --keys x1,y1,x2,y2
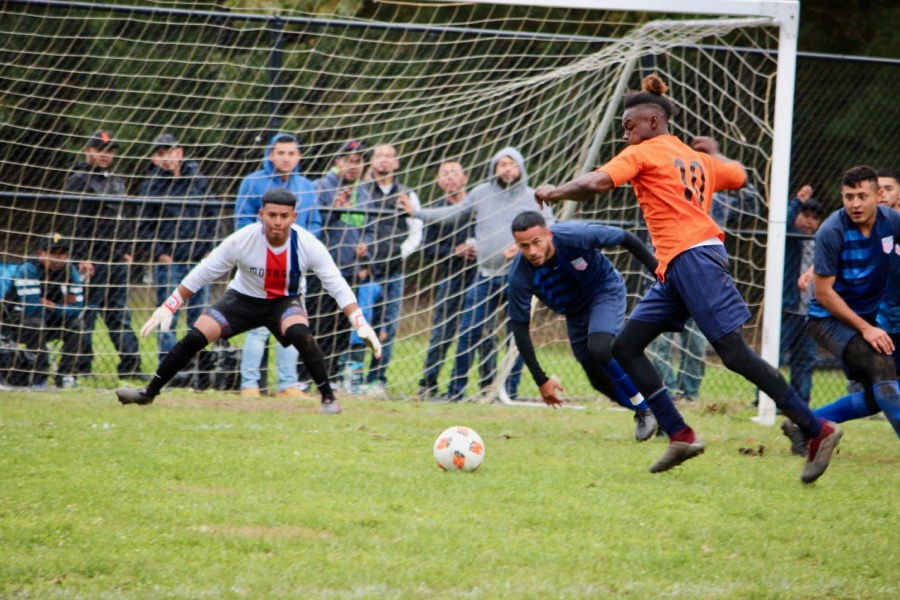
[
  {"x1": 2, "y1": 234, "x2": 87, "y2": 388},
  {"x1": 59, "y1": 129, "x2": 142, "y2": 381},
  {"x1": 138, "y1": 133, "x2": 219, "y2": 377}
]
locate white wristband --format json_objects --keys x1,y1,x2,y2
[
  {"x1": 348, "y1": 308, "x2": 367, "y2": 330},
  {"x1": 163, "y1": 289, "x2": 184, "y2": 314}
]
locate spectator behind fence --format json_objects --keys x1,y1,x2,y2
[
  {"x1": 138, "y1": 134, "x2": 219, "y2": 376},
  {"x1": 779, "y1": 186, "x2": 825, "y2": 420},
  {"x1": 2, "y1": 234, "x2": 87, "y2": 389},
  {"x1": 415, "y1": 160, "x2": 477, "y2": 400},
  {"x1": 400, "y1": 146, "x2": 553, "y2": 402},
  {"x1": 60, "y1": 130, "x2": 142, "y2": 380},
  {"x1": 353, "y1": 143, "x2": 422, "y2": 395},
  {"x1": 781, "y1": 166, "x2": 900, "y2": 449},
  {"x1": 233, "y1": 133, "x2": 322, "y2": 398},
  {"x1": 310, "y1": 139, "x2": 370, "y2": 386}
]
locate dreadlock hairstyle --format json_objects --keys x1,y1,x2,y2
[{"x1": 623, "y1": 73, "x2": 678, "y2": 119}]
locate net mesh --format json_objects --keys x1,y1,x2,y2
[{"x1": 0, "y1": 1, "x2": 782, "y2": 400}]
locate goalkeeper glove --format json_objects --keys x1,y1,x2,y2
[
  {"x1": 349, "y1": 308, "x2": 382, "y2": 359},
  {"x1": 141, "y1": 289, "x2": 183, "y2": 337}
]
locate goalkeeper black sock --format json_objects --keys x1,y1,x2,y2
[
  {"x1": 146, "y1": 328, "x2": 209, "y2": 396},
  {"x1": 284, "y1": 323, "x2": 334, "y2": 399}
]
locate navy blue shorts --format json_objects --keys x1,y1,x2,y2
[
  {"x1": 892, "y1": 332, "x2": 900, "y2": 374},
  {"x1": 204, "y1": 289, "x2": 307, "y2": 346},
  {"x1": 566, "y1": 284, "x2": 625, "y2": 362},
  {"x1": 629, "y1": 244, "x2": 751, "y2": 343},
  {"x1": 806, "y1": 316, "x2": 861, "y2": 364}
]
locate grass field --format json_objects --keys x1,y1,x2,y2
[{"x1": 1, "y1": 388, "x2": 897, "y2": 599}]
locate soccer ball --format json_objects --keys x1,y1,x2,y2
[{"x1": 433, "y1": 426, "x2": 485, "y2": 472}]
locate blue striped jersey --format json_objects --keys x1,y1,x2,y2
[{"x1": 809, "y1": 206, "x2": 900, "y2": 319}]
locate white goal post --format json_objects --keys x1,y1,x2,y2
[
  {"x1": 484, "y1": 1, "x2": 799, "y2": 425},
  {"x1": 0, "y1": 1, "x2": 798, "y2": 421}
]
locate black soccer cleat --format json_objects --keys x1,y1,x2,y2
[
  {"x1": 116, "y1": 387, "x2": 155, "y2": 406},
  {"x1": 780, "y1": 419, "x2": 808, "y2": 457}
]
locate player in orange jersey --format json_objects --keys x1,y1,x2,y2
[{"x1": 534, "y1": 74, "x2": 841, "y2": 483}]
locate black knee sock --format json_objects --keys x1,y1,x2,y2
[
  {"x1": 284, "y1": 323, "x2": 333, "y2": 400},
  {"x1": 711, "y1": 330, "x2": 820, "y2": 436},
  {"x1": 147, "y1": 328, "x2": 209, "y2": 397}
]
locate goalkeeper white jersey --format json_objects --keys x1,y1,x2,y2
[{"x1": 181, "y1": 223, "x2": 357, "y2": 309}]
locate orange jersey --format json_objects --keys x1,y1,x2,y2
[{"x1": 598, "y1": 135, "x2": 746, "y2": 279}]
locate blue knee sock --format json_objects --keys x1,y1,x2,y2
[
  {"x1": 813, "y1": 391, "x2": 874, "y2": 424},
  {"x1": 873, "y1": 380, "x2": 900, "y2": 438},
  {"x1": 605, "y1": 359, "x2": 648, "y2": 410},
  {"x1": 645, "y1": 388, "x2": 687, "y2": 437}
]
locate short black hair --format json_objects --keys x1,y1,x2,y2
[
  {"x1": 511, "y1": 210, "x2": 547, "y2": 233},
  {"x1": 841, "y1": 165, "x2": 879, "y2": 189},
  {"x1": 877, "y1": 167, "x2": 899, "y2": 182},
  {"x1": 261, "y1": 187, "x2": 297, "y2": 208},
  {"x1": 800, "y1": 198, "x2": 826, "y2": 219}
]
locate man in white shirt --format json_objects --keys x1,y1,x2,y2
[{"x1": 116, "y1": 188, "x2": 381, "y2": 414}]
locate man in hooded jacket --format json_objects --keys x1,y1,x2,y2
[
  {"x1": 401, "y1": 147, "x2": 554, "y2": 401},
  {"x1": 233, "y1": 133, "x2": 322, "y2": 398}
]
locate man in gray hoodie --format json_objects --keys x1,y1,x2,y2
[{"x1": 401, "y1": 147, "x2": 554, "y2": 401}]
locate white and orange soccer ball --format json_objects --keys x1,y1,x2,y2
[{"x1": 433, "y1": 426, "x2": 485, "y2": 472}]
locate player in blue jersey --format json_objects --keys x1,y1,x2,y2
[
  {"x1": 783, "y1": 166, "x2": 900, "y2": 442},
  {"x1": 507, "y1": 211, "x2": 660, "y2": 441}
]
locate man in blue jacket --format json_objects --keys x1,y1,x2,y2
[
  {"x1": 139, "y1": 134, "x2": 219, "y2": 368},
  {"x1": 2, "y1": 234, "x2": 87, "y2": 388},
  {"x1": 233, "y1": 133, "x2": 322, "y2": 398}
]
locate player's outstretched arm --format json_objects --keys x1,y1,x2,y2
[
  {"x1": 141, "y1": 284, "x2": 195, "y2": 337},
  {"x1": 534, "y1": 171, "x2": 614, "y2": 208},
  {"x1": 510, "y1": 320, "x2": 563, "y2": 407}
]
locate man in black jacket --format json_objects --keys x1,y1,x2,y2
[
  {"x1": 138, "y1": 134, "x2": 219, "y2": 366},
  {"x1": 59, "y1": 130, "x2": 142, "y2": 379}
]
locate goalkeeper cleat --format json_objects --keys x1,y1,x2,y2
[
  {"x1": 801, "y1": 420, "x2": 842, "y2": 484},
  {"x1": 649, "y1": 438, "x2": 705, "y2": 473},
  {"x1": 320, "y1": 397, "x2": 342, "y2": 415},
  {"x1": 634, "y1": 409, "x2": 657, "y2": 442},
  {"x1": 780, "y1": 419, "x2": 808, "y2": 456},
  {"x1": 116, "y1": 387, "x2": 155, "y2": 406}
]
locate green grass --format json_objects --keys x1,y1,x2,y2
[{"x1": 0, "y1": 390, "x2": 897, "y2": 599}]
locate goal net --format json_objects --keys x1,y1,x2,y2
[{"x1": 0, "y1": 0, "x2": 792, "y2": 409}]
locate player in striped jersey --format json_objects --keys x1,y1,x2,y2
[
  {"x1": 507, "y1": 211, "x2": 659, "y2": 441},
  {"x1": 796, "y1": 166, "x2": 900, "y2": 438},
  {"x1": 534, "y1": 74, "x2": 841, "y2": 483},
  {"x1": 115, "y1": 188, "x2": 381, "y2": 414}
]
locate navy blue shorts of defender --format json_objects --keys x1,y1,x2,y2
[
  {"x1": 203, "y1": 289, "x2": 307, "y2": 346},
  {"x1": 566, "y1": 283, "x2": 626, "y2": 362},
  {"x1": 629, "y1": 244, "x2": 750, "y2": 343}
]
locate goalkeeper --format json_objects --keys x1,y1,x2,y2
[
  {"x1": 115, "y1": 188, "x2": 381, "y2": 414},
  {"x1": 507, "y1": 211, "x2": 659, "y2": 442}
]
